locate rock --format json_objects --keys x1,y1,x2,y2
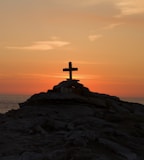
[
  {"x1": 20, "y1": 152, "x2": 44, "y2": 160},
  {"x1": 107, "y1": 100, "x2": 130, "y2": 113},
  {"x1": 0, "y1": 155, "x2": 20, "y2": 160},
  {"x1": 52, "y1": 80, "x2": 90, "y2": 96},
  {"x1": 71, "y1": 148, "x2": 94, "y2": 160},
  {"x1": 99, "y1": 138, "x2": 137, "y2": 160},
  {"x1": 1, "y1": 80, "x2": 144, "y2": 159},
  {"x1": 48, "y1": 149, "x2": 66, "y2": 160},
  {"x1": 66, "y1": 130, "x2": 98, "y2": 146}
]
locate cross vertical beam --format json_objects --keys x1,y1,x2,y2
[
  {"x1": 69, "y1": 62, "x2": 72, "y2": 80},
  {"x1": 63, "y1": 62, "x2": 78, "y2": 80}
]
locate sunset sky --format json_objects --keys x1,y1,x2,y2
[{"x1": 0, "y1": 0, "x2": 144, "y2": 97}]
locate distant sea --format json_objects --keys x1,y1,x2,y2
[
  {"x1": 120, "y1": 97, "x2": 144, "y2": 105},
  {"x1": 0, "y1": 94, "x2": 144, "y2": 113},
  {"x1": 0, "y1": 94, "x2": 30, "y2": 113}
]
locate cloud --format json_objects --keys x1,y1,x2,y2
[
  {"x1": 21, "y1": 73, "x2": 64, "y2": 79},
  {"x1": 72, "y1": 61, "x2": 106, "y2": 65},
  {"x1": 78, "y1": 0, "x2": 106, "y2": 6},
  {"x1": 103, "y1": 23, "x2": 123, "y2": 30},
  {"x1": 88, "y1": 34, "x2": 103, "y2": 42},
  {"x1": 22, "y1": 72, "x2": 101, "y2": 80},
  {"x1": 7, "y1": 40, "x2": 70, "y2": 51},
  {"x1": 76, "y1": 0, "x2": 144, "y2": 17},
  {"x1": 88, "y1": 23, "x2": 123, "y2": 42},
  {"x1": 116, "y1": 0, "x2": 144, "y2": 17}
]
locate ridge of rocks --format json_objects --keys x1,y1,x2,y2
[
  {"x1": 20, "y1": 80, "x2": 120, "y2": 107},
  {"x1": 0, "y1": 80, "x2": 144, "y2": 160}
]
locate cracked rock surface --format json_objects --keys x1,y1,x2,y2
[{"x1": 1, "y1": 80, "x2": 144, "y2": 160}]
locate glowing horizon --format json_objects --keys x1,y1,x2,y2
[{"x1": 0, "y1": 0, "x2": 144, "y2": 97}]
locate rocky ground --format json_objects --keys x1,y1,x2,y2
[{"x1": 0, "y1": 81, "x2": 144, "y2": 160}]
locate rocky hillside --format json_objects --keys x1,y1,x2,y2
[{"x1": 0, "y1": 80, "x2": 144, "y2": 160}]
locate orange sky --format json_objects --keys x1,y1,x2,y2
[{"x1": 0, "y1": 0, "x2": 144, "y2": 97}]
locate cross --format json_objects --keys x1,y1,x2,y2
[{"x1": 63, "y1": 62, "x2": 78, "y2": 80}]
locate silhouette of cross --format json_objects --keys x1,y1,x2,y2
[{"x1": 63, "y1": 62, "x2": 78, "y2": 80}]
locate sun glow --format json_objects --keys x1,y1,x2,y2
[{"x1": 0, "y1": 0, "x2": 144, "y2": 97}]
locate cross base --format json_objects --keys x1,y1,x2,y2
[{"x1": 66, "y1": 79, "x2": 79, "y2": 82}]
